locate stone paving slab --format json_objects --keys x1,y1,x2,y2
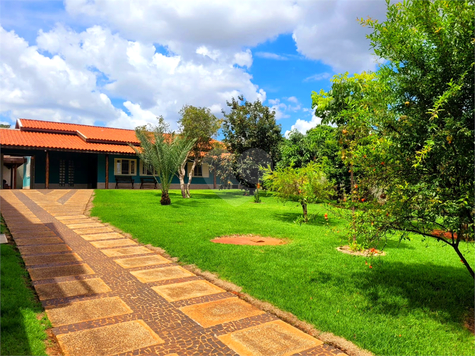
[
  {"x1": 56, "y1": 320, "x2": 164, "y2": 356},
  {"x1": 131, "y1": 266, "x2": 195, "y2": 283},
  {"x1": 15, "y1": 237, "x2": 64, "y2": 245},
  {"x1": 79, "y1": 232, "x2": 126, "y2": 241},
  {"x1": 73, "y1": 227, "x2": 115, "y2": 235},
  {"x1": 46, "y1": 296, "x2": 133, "y2": 326},
  {"x1": 90, "y1": 239, "x2": 138, "y2": 249},
  {"x1": 60, "y1": 219, "x2": 97, "y2": 225},
  {"x1": 18, "y1": 244, "x2": 72, "y2": 255},
  {"x1": 55, "y1": 215, "x2": 88, "y2": 220},
  {"x1": 13, "y1": 231, "x2": 58, "y2": 238},
  {"x1": 23, "y1": 253, "x2": 83, "y2": 266},
  {"x1": 218, "y1": 320, "x2": 322, "y2": 356},
  {"x1": 35, "y1": 278, "x2": 112, "y2": 300},
  {"x1": 114, "y1": 255, "x2": 171, "y2": 268},
  {"x1": 0, "y1": 189, "x2": 347, "y2": 356},
  {"x1": 101, "y1": 246, "x2": 154, "y2": 257},
  {"x1": 28, "y1": 264, "x2": 95, "y2": 280},
  {"x1": 180, "y1": 298, "x2": 265, "y2": 328},
  {"x1": 152, "y1": 280, "x2": 225, "y2": 302},
  {"x1": 66, "y1": 222, "x2": 106, "y2": 229}
]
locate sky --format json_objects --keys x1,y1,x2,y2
[{"x1": 0, "y1": 0, "x2": 388, "y2": 137}]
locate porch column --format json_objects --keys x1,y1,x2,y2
[
  {"x1": 45, "y1": 150, "x2": 49, "y2": 189},
  {"x1": 12, "y1": 164, "x2": 17, "y2": 189},
  {"x1": 0, "y1": 153, "x2": 3, "y2": 189},
  {"x1": 105, "y1": 154, "x2": 109, "y2": 189}
]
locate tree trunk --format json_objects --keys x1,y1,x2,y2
[
  {"x1": 185, "y1": 159, "x2": 198, "y2": 198},
  {"x1": 178, "y1": 158, "x2": 188, "y2": 198},
  {"x1": 301, "y1": 202, "x2": 308, "y2": 222},
  {"x1": 454, "y1": 228, "x2": 474, "y2": 279},
  {"x1": 160, "y1": 190, "x2": 171, "y2": 205},
  {"x1": 179, "y1": 163, "x2": 187, "y2": 198}
]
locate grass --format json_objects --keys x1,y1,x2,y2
[
  {"x1": 1, "y1": 216, "x2": 51, "y2": 356},
  {"x1": 92, "y1": 189, "x2": 475, "y2": 356}
]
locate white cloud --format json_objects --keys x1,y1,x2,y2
[
  {"x1": 292, "y1": 1, "x2": 387, "y2": 72},
  {"x1": 64, "y1": 0, "x2": 387, "y2": 72},
  {"x1": 269, "y1": 97, "x2": 301, "y2": 120},
  {"x1": 0, "y1": 26, "x2": 123, "y2": 126},
  {"x1": 64, "y1": 0, "x2": 301, "y2": 56},
  {"x1": 255, "y1": 52, "x2": 288, "y2": 60},
  {"x1": 233, "y1": 49, "x2": 253, "y2": 68},
  {"x1": 1, "y1": 1, "x2": 390, "y2": 130},
  {"x1": 304, "y1": 72, "x2": 332, "y2": 82},
  {"x1": 1, "y1": 25, "x2": 266, "y2": 129},
  {"x1": 285, "y1": 114, "x2": 322, "y2": 137}
]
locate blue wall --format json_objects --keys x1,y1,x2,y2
[{"x1": 96, "y1": 154, "x2": 221, "y2": 186}]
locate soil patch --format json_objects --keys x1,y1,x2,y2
[
  {"x1": 337, "y1": 245, "x2": 386, "y2": 257},
  {"x1": 211, "y1": 234, "x2": 288, "y2": 246}
]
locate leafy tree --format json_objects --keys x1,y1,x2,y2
[
  {"x1": 313, "y1": 0, "x2": 475, "y2": 278},
  {"x1": 133, "y1": 118, "x2": 195, "y2": 205},
  {"x1": 263, "y1": 161, "x2": 333, "y2": 223},
  {"x1": 279, "y1": 125, "x2": 350, "y2": 198},
  {"x1": 177, "y1": 105, "x2": 221, "y2": 198},
  {"x1": 222, "y1": 95, "x2": 283, "y2": 189},
  {"x1": 203, "y1": 143, "x2": 235, "y2": 188}
]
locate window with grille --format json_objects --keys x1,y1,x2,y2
[
  {"x1": 140, "y1": 160, "x2": 157, "y2": 176},
  {"x1": 114, "y1": 158, "x2": 137, "y2": 175}
]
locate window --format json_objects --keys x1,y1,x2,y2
[
  {"x1": 114, "y1": 158, "x2": 136, "y2": 175},
  {"x1": 187, "y1": 162, "x2": 209, "y2": 178},
  {"x1": 194, "y1": 164, "x2": 203, "y2": 177},
  {"x1": 140, "y1": 160, "x2": 157, "y2": 176}
]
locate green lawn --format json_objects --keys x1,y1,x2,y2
[
  {"x1": 92, "y1": 189, "x2": 474, "y2": 356},
  {"x1": 1, "y1": 217, "x2": 51, "y2": 356}
]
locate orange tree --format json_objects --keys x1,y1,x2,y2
[{"x1": 313, "y1": 0, "x2": 474, "y2": 278}]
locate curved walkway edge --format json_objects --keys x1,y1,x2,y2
[{"x1": 1, "y1": 189, "x2": 348, "y2": 356}]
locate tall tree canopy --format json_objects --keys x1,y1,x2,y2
[
  {"x1": 312, "y1": 0, "x2": 475, "y2": 278},
  {"x1": 279, "y1": 125, "x2": 349, "y2": 197},
  {"x1": 177, "y1": 105, "x2": 221, "y2": 198},
  {"x1": 222, "y1": 95, "x2": 283, "y2": 188}
]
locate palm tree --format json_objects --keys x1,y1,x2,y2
[{"x1": 133, "y1": 125, "x2": 195, "y2": 205}]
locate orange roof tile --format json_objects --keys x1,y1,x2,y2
[
  {"x1": 0, "y1": 129, "x2": 136, "y2": 154},
  {"x1": 18, "y1": 119, "x2": 140, "y2": 145}
]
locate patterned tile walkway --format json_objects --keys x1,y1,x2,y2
[{"x1": 0, "y1": 189, "x2": 347, "y2": 356}]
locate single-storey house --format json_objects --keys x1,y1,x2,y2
[{"x1": 0, "y1": 119, "x2": 225, "y2": 190}]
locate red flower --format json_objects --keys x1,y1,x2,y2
[
  {"x1": 369, "y1": 265, "x2": 373, "y2": 269},
  {"x1": 324, "y1": 213, "x2": 328, "y2": 220}
]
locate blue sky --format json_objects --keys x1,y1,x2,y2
[{"x1": 0, "y1": 0, "x2": 388, "y2": 136}]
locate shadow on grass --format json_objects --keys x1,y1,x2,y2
[
  {"x1": 312, "y1": 260, "x2": 474, "y2": 324},
  {"x1": 273, "y1": 212, "x2": 339, "y2": 227},
  {"x1": 1, "y1": 244, "x2": 38, "y2": 356}
]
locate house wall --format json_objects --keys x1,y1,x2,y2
[
  {"x1": 96, "y1": 153, "x2": 226, "y2": 189},
  {"x1": 1, "y1": 148, "x2": 236, "y2": 190}
]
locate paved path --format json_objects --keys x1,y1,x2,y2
[{"x1": 1, "y1": 189, "x2": 346, "y2": 356}]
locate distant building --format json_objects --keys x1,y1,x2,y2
[{"x1": 0, "y1": 119, "x2": 219, "y2": 189}]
